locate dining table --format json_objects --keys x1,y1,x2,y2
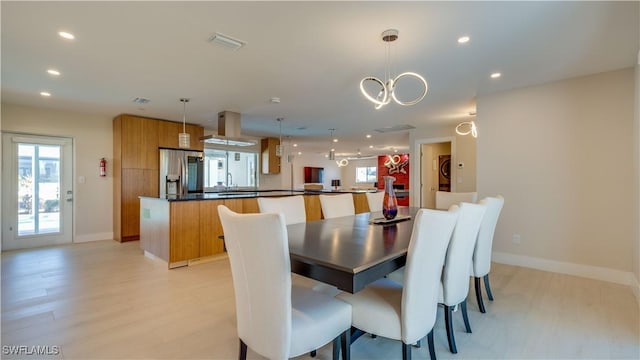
[{"x1": 287, "y1": 206, "x2": 419, "y2": 294}]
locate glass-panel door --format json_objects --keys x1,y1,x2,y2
[{"x1": 2, "y1": 133, "x2": 73, "y2": 249}]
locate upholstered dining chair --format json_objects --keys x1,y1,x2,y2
[
  {"x1": 439, "y1": 202, "x2": 486, "y2": 354},
  {"x1": 218, "y1": 205, "x2": 352, "y2": 360},
  {"x1": 337, "y1": 208, "x2": 459, "y2": 360},
  {"x1": 257, "y1": 195, "x2": 307, "y2": 225},
  {"x1": 472, "y1": 195, "x2": 505, "y2": 313},
  {"x1": 434, "y1": 191, "x2": 478, "y2": 210},
  {"x1": 257, "y1": 196, "x2": 340, "y2": 298},
  {"x1": 319, "y1": 194, "x2": 355, "y2": 219},
  {"x1": 365, "y1": 191, "x2": 384, "y2": 212}
]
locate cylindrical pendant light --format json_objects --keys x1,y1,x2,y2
[{"x1": 178, "y1": 98, "x2": 191, "y2": 148}]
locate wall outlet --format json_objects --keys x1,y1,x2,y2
[{"x1": 512, "y1": 234, "x2": 521, "y2": 244}]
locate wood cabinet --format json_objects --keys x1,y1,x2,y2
[
  {"x1": 261, "y1": 137, "x2": 281, "y2": 174},
  {"x1": 113, "y1": 114, "x2": 204, "y2": 242}
]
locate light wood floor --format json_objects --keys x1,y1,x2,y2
[{"x1": 2, "y1": 240, "x2": 638, "y2": 359}]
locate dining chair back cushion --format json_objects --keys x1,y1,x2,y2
[
  {"x1": 401, "y1": 208, "x2": 459, "y2": 344},
  {"x1": 319, "y1": 193, "x2": 355, "y2": 219},
  {"x1": 257, "y1": 195, "x2": 307, "y2": 225},
  {"x1": 435, "y1": 191, "x2": 478, "y2": 210},
  {"x1": 472, "y1": 195, "x2": 504, "y2": 277},
  {"x1": 365, "y1": 191, "x2": 384, "y2": 212},
  {"x1": 218, "y1": 206, "x2": 291, "y2": 359},
  {"x1": 441, "y1": 202, "x2": 485, "y2": 305},
  {"x1": 337, "y1": 208, "x2": 458, "y2": 344}
]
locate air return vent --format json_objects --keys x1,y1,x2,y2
[{"x1": 373, "y1": 124, "x2": 415, "y2": 133}]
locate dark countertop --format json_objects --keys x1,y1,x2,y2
[{"x1": 140, "y1": 188, "x2": 380, "y2": 202}]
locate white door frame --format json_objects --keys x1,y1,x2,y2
[
  {"x1": 412, "y1": 136, "x2": 456, "y2": 207},
  {"x1": 2, "y1": 133, "x2": 74, "y2": 250}
]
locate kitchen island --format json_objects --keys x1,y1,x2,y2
[{"x1": 139, "y1": 189, "x2": 377, "y2": 268}]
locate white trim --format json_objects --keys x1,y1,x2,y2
[
  {"x1": 492, "y1": 251, "x2": 636, "y2": 286},
  {"x1": 74, "y1": 232, "x2": 113, "y2": 243}
]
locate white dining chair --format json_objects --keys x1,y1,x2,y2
[
  {"x1": 319, "y1": 194, "x2": 355, "y2": 219},
  {"x1": 337, "y1": 208, "x2": 459, "y2": 360},
  {"x1": 257, "y1": 195, "x2": 307, "y2": 225},
  {"x1": 257, "y1": 195, "x2": 340, "y2": 297},
  {"x1": 472, "y1": 195, "x2": 504, "y2": 313},
  {"x1": 434, "y1": 191, "x2": 478, "y2": 210},
  {"x1": 218, "y1": 206, "x2": 352, "y2": 360},
  {"x1": 365, "y1": 191, "x2": 384, "y2": 212},
  {"x1": 439, "y1": 202, "x2": 486, "y2": 354}
]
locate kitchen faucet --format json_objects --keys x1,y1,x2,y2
[{"x1": 227, "y1": 172, "x2": 233, "y2": 187}]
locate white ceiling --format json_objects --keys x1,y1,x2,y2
[{"x1": 2, "y1": 1, "x2": 638, "y2": 157}]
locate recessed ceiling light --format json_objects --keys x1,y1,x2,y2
[
  {"x1": 490, "y1": 72, "x2": 501, "y2": 79},
  {"x1": 366, "y1": 134, "x2": 372, "y2": 138},
  {"x1": 40, "y1": 91, "x2": 51, "y2": 97},
  {"x1": 58, "y1": 31, "x2": 75, "y2": 40},
  {"x1": 333, "y1": 138, "x2": 338, "y2": 143},
  {"x1": 394, "y1": 149, "x2": 398, "y2": 153},
  {"x1": 457, "y1": 36, "x2": 470, "y2": 44},
  {"x1": 47, "y1": 69, "x2": 60, "y2": 76},
  {"x1": 298, "y1": 152, "x2": 302, "y2": 155},
  {"x1": 293, "y1": 143, "x2": 298, "y2": 147},
  {"x1": 369, "y1": 145, "x2": 374, "y2": 149}
]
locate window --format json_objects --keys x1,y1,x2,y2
[
  {"x1": 355, "y1": 166, "x2": 377, "y2": 183},
  {"x1": 204, "y1": 148, "x2": 257, "y2": 189}
]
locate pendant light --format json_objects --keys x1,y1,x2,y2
[
  {"x1": 275, "y1": 118, "x2": 284, "y2": 157},
  {"x1": 360, "y1": 29, "x2": 428, "y2": 109},
  {"x1": 455, "y1": 112, "x2": 478, "y2": 138},
  {"x1": 328, "y1": 128, "x2": 336, "y2": 160},
  {"x1": 178, "y1": 98, "x2": 191, "y2": 148}
]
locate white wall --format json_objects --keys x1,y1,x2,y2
[
  {"x1": 340, "y1": 158, "x2": 377, "y2": 189},
  {"x1": 1, "y1": 103, "x2": 114, "y2": 242},
  {"x1": 477, "y1": 68, "x2": 636, "y2": 281},
  {"x1": 633, "y1": 54, "x2": 640, "y2": 299}
]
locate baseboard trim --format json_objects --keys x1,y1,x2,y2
[
  {"x1": 492, "y1": 251, "x2": 635, "y2": 286},
  {"x1": 74, "y1": 232, "x2": 113, "y2": 243}
]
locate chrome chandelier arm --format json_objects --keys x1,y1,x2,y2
[
  {"x1": 390, "y1": 72, "x2": 428, "y2": 106},
  {"x1": 360, "y1": 76, "x2": 389, "y2": 108}
]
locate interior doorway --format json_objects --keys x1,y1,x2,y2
[
  {"x1": 414, "y1": 137, "x2": 455, "y2": 208},
  {"x1": 2, "y1": 133, "x2": 74, "y2": 250}
]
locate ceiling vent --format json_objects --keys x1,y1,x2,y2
[
  {"x1": 373, "y1": 124, "x2": 415, "y2": 133},
  {"x1": 131, "y1": 97, "x2": 150, "y2": 104},
  {"x1": 208, "y1": 33, "x2": 245, "y2": 50}
]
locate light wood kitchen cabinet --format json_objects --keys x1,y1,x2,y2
[
  {"x1": 113, "y1": 114, "x2": 204, "y2": 242},
  {"x1": 261, "y1": 137, "x2": 281, "y2": 174},
  {"x1": 169, "y1": 201, "x2": 200, "y2": 263}
]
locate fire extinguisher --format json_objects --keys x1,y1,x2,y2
[{"x1": 99, "y1": 158, "x2": 107, "y2": 177}]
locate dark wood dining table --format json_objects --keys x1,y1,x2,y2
[{"x1": 287, "y1": 206, "x2": 418, "y2": 293}]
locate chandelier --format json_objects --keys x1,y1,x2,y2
[
  {"x1": 360, "y1": 29, "x2": 428, "y2": 110},
  {"x1": 455, "y1": 121, "x2": 478, "y2": 138}
]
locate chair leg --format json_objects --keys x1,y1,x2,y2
[
  {"x1": 484, "y1": 274, "x2": 494, "y2": 301},
  {"x1": 475, "y1": 276, "x2": 486, "y2": 313},
  {"x1": 444, "y1": 305, "x2": 457, "y2": 354},
  {"x1": 239, "y1": 339, "x2": 247, "y2": 360},
  {"x1": 413, "y1": 339, "x2": 421, "y2": 348},
  {"x1": 402, "y1": 342, "x2": 412, "y2": 360},
  {"x1": 427, "y1": 330, "x2": 436, "y2": 360},
  {"x1": 311, "y1": 350, "x2": 317, "y2": 357},
  {"x1": 332, "y1": 336, "x2": 340, "y2": 360},
  {"x1": 460, "y1": 299, "x2": 472, "y2": 333},
  {"x1": 341, "y1": 329, "x2": 351, "y2": 360}
]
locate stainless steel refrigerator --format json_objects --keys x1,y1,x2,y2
[{"x1": 159, "y1": 148, "x2": 204, "y2": 197}]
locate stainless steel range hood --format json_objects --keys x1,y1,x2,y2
[{"x1": 200, "y1": 111, "x2": 257, "y2": 147}]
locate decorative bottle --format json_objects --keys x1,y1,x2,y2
[{"x1": 382, "y1": 176, "x2": 398, "y2": 220}]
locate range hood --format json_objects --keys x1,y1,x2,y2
[{"x1": 200, "y1": 111, "x2": 257, "y2": 147}]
